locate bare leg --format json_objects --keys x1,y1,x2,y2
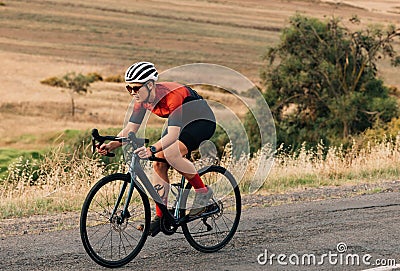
[
  {"x1": 152, "y1": 158, "x2": 169, "y2": 207},
  {"x1": 163, "y1": 140, "x2": 197, "y2": 180},
  {"x1": 161, "y1": 141, "x2": 211, "y2": 217},
  {"x1": 152, "y1": 141, "x2": 195, "y2": 207}
]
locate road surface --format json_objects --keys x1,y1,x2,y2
[{"x1": 1, "y1": 191, "x2": 399, "y2": 271}]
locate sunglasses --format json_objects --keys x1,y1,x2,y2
[{"x1": 126, "y1": 84, "x2": 143, "y2": 95}]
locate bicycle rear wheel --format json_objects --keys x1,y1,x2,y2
[
  {"x1": 181, "y1": 165, "x2": 241, "y2": 252},
  {"x1": 80, "y1": 173, "x2": 150, "y2": 268}
]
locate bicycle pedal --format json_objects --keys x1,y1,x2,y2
[{"x1": 150, "y1": 228, "x2": 160, "y2": 237}]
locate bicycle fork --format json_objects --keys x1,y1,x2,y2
[{"x1": 109, "y1": 158, "x2": 138, "y2": 224}]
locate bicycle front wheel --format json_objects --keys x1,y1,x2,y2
[
  {"x1": 80, "y1": 173, "x2": 150, "y2": 268},
  {"x1": 181, "y1": 165, "x2": 241, "y2": 252}
]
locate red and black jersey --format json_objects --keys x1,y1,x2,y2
[{"x1": 129, "y1": 82, "x2": 213, "y2": 127}]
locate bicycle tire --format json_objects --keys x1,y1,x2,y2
[
  {"x1": 181, "y1": 165, "x2": 241, "y2": 252},
  {"x1": 80, "y1": 173, "x2": 150, "y2": 268}
]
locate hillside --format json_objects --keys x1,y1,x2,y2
[{"x1": 0, "y1": 0, "x2": 399, "y2": 149}]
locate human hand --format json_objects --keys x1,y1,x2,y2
[
  {"x1": 96, "y1": 143, "x2": 111, "y2": 156},
  {"x1": 133, "y1": 146, "x2": 152, "y2": 159}
]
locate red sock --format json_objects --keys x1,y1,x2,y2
[
  {"x1": 156, "y1": 204, "x2": 163, "y2": 217},
  {"x1": 155, "y1": 197, "x2": 168, "y2": 217},
  {"x1": 188, "y1": 174, "x2": 207, "y2": 193}
]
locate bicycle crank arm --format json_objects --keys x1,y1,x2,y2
[
  {"x1": 179, "y1": 204, "x2": 221, "y2": 224},
  {"x1": 201, "y1": 217, "x2": 212, "y2": 231}
]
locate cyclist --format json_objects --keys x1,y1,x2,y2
[{"x1": 97, "y1": 61, "x2": 216, "y2": 236}]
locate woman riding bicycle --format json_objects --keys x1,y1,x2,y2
[{"x1": 97, "y1": 61, "x2": 216, "y2": 236}]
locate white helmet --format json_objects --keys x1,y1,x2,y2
[{"x1": 125, "y1": 61, "x2": 159, "y2": 83}]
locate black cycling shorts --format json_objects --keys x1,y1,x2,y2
[
  {"x1": 179, "y1": 120, "x2": 216, "y2": 152},
  {"x1": 162, "y1": 119, "x2": 216, "y2": 152},
  {"x1": 162, "y1": 94, "x2": 216, "y2": 152}
]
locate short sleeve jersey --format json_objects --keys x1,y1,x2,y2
[{"x1": 129, "y1": 82, "x2": 192, "y2": 126}]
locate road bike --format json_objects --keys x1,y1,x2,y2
[{"x1": 80, "y1": 129, "x2": 241, "y2": 268}]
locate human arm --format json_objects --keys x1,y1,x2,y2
[
  {"x1": 134, "y1": 89, "x2": 184, "y2": 158},
  {"x1": 97, "y1": 122, "x2": 141, "y2": 156},
  {"x1": 134, "y1": 125, "x2": 180, "y2": 158}
]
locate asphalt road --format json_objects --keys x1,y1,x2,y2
[{"x1": 1, "y1": 192, "x2": 400, "y2": 271}]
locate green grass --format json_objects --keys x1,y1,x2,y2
[
  {"x1": 0, "y1": 129, "x2": 101, "y2": 178},
  {"x1": 0, "y1": 149, "x2": 43, "y2": 178},
  {"x1": 0, "y1": 127, "x2": 159, "y2": 179},
  {"x1": 0, "y1": 129, "x2": 105, "y2": 180},
  {"x1": 262, "y1": 166, "x2": 400, "y2": 194}
]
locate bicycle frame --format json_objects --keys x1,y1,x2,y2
[
  {"x1": 106, "y1": 149, "x2": 173, "y2": 225},
  {"x1": 92, "y1": 128, "x2": 219, "y2": 228},
  {"x1": 129, "y1": 153, "x2": 218, "y2": 227},
  {"x1": 82, "y1": 128, "x2": 241, "y2": 268}
]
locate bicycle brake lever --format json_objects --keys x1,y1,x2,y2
[
  {"x1": 91, "y1": 128, "x2": 118, "y2": 158},
  {"x1": 92, "y1": 138, "x2": 96, "y2": 154},
  {"x1": 106, "y1": 152, "x2": 116, "y2": 157}
]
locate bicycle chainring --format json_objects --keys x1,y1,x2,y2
[{"x1": 160, "y1": 216, "x2": 177, "y2": 235}]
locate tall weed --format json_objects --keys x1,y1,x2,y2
[
  {"x1": 1, "y1": 136, "x2": 400, "y2": 218},
  {"x1": 0, "y1": 144, "x2": 116, "y2": 218},
  {"x1": 262, "y1": 136, "x2": 400, "y2": 193}
]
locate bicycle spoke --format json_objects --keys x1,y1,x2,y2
[
  {"x1": 110, "y1": 226, "x2": 114, "y2": 259},
  {"x1": 96, "y1": 225, "x2": 112, "y2": 254},
  {"x1": 220, "y1": 214, "x2": 234, "y2": 229},
  {"x1": 212, "y1": 219, "x2": 223, "y2": 244},
  {"x1": 80, "y1": 174, "x2": 149, "y2": 267},
  {"x1": 123, "y1": 224, "x2": 142, "y2": 243},
  {"x1": 87, "y1": 217, "x2": 109, "y2": 224},
  {"x1": 182, "y1": 166, "x2": 241, "y2": 252},
  {"x1": 95, "y1": 199, "x2": 109, "y2": 215},
  {"x1": 121, "y1": 231, "x2": 135, "y2": 250},
  {"x1": 87, "y1": 223, "x2": 109, "y2": 240},
  {"x1": 90, "y1": 209, "x2": 110, "y2": 221},
  {"x1": 118, "y1": 232, "x2": 127, "y2": 258}
]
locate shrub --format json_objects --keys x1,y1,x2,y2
[
  {"x1": 87, "y1": 72, "x2": 103, "y2": 82},
  {"x1": 40, "y1": 77, "x2": 67, "y2": 88},
  {"x1": 104, "y1": 74, "x2": 124, "y2": 83},
  {"x1": 257, "y1": 14, "x2": 400, "y2": 151}
]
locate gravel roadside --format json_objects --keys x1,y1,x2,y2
[{"x1": 2, "y1": 180, "x2": 399, "y2": 238}]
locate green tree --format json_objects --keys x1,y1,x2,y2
[
  {"x1": 41, "y1": 72, "x2": 102, "y2": 117},
  {"x1": 257, "y1": 14, "x2": 400, "y2": 149},
  {"x1": 63, "y1": 72, "x2": 102, "y2": 117}
]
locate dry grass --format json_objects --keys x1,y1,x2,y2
[
  {"x1": 0, "y1": 144, "x2": 116, "y2": 218},
  {"x1": 264, "y1": 138, "x2": 400, "y2": 193},
  {"x1": 1, "y1": 0, "x2": 398, "y2": 78},
  {"x1": 1, "y1": 0, "x2": 400, "y2": 218},
  {"x1": 1, "y1": 136, "x2": 400, "y2": 218}
]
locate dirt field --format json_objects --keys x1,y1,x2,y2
[{"x1": 1, "y1": 0, "x2": 400, "y2": 149}]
